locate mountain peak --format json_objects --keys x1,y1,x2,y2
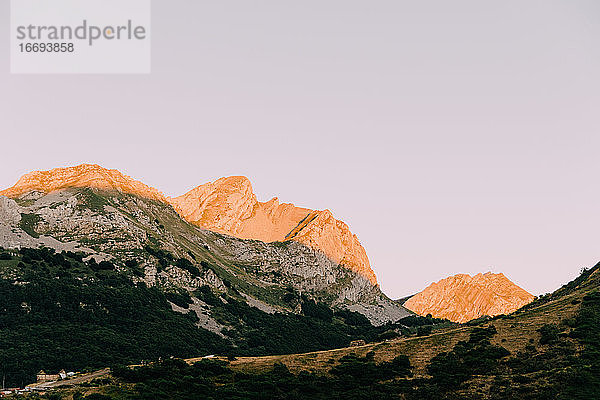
[
  {"x1": 404, "y1": 272, "x2": 534, "y2": 323},
  {"x1": 1, "y1": 166, "x2": 378, "y2": 286},
  {"x1": 0, "y1": 164, "x2": 166, "y2": 202},
  {"x1": 169, "y1": 176, "x2": 377, "y2": 285}
]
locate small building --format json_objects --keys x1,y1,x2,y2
[
  {"x1": 36, "y1": 370, "x2": 60, "y2": 382},
  {"x1": 350, "y1": 339, "x2": 366, "y2": 347}
]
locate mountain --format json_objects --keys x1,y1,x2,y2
[
  {"x1": 2, "y1": 164, "x2": 166, "y2": 202},
  {"x1": 169, "y1": 176, "x2": 377, "y2": 284},
  {"x1": 0, "y1": 164, "x2": 414, "y2": 386},
  {"x1": 403, "y1": 272, "x2": 534, "y2": 323},
  {"x1": 1, "y1": 165, "x2": 377, "y2": 285},
  {"x1": 0, "y1": 164, "x2": 407, "y2": 324}
]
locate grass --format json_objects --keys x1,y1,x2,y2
[{"x1": 226, "y1": 273, "x2": 591, "y2": 377}]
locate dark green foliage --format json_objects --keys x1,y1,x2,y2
[
  {"x1": 398, "y1": 314, "x2": 449, "y2": 326},
  {"x1": 107, "y1": 355, "x2": 412, "y2": 399},
  {"x1": 144, "y1": 246, "x2": 174, "y2": 273},
  {"x1": 0, "y1": 248, "x2": 229, "y2": 388},
  {"x1": 19, "y1": 213, "x2": 42, "y2": 238},
  {"x1": 0, "y1": 252, "x2": 12, "y2": 260},
  {"x1": 93, "y1": 260, "x2": 115, "y2": 271},
  {"x1": 301, "y1": 299, "x2": 333, "y2": 322},
  {"x1": 335, "y1": 309, "x2": 371, "y2": 327},
  {"x1": 0, "y1": 247, "x2": 410, "y2": 390},
  {"x1": 417, "y1": 325, "x2": 432, "y2": 336},
  {"x1": 427, "y1": 325, "x2": 509, "y2": 391},
  {"x1": 378, "y1": 329, "x2": 400, "y2": 341},
  {"x1": 559, "y1": 291, "x2": 600, "y2": 399},
  {"x1": 165, "y1": 290, "x2": 193, "y2": 309},
  {"x1": 214, "y1": 295, "x2": 349, "y2": 355},
  {"x1": 194, "y1": 285, "x2": 221, "y2": 306},
  {"x1": 539, "y1": 324, "x2": 560, "y2": 344},
  {"x1": 76, "y1": 188, "x2": 110, "y2": 213},
  {"x1": 125, "y1": 259, "x2": 145, "y2": 277},
  {"x1": 175, "y1": 257, "x2": 200, "y2": 276},
  {"x1": 200, "y1": 260, "x2": 218, "y2": 274}
]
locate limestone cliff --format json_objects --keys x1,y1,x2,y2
[
  {"x1": 404, "y1": 272, "x2": 534, "y2": 323},
  {"x1": 169, "y1": 177, "x2": 377, "y2": 285},
  {"x1": 0, "y1": 164, "x2": 166, "y2": 203},
  {"x1": 1, "y1": 166, "x2": 378, "y2": 286}
]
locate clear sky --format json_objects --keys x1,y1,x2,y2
[{"x1": 1, "y1": 1, "x2": 599, "y2": 299}]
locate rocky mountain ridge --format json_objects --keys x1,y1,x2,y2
[
  {"x1": 2, "y1": 164, "x2": 166, "y2": 202},
  {"x1": 0, "y1": 165, "x2": 408, "y2": 326},
  {"x1": 1, "y1": 165, "x2": 376, "y2": 285},
  {"x1": 169, "y1": 176, "x2": 376, "y2": 284},
  {"x1": 403, "y1": 272, "x2": 534, "y2": 323}
]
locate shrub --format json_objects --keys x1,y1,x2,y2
[
  {"x1": 539, "y1": 324, "x2": 560, "y2": 345},
  {"x1": 166, "y1": 290, "x2": 193, "y2": 309},
  {"x1": 176, "y1": 258, "x2": 200, "y2": 276},
  {"x1": 417, "y1": 325, "x2": 432, "y2": 336},
  {"x1": 301, "y1": 299, "x2": 333, "y2": 322}
]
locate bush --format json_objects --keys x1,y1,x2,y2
[
  {"x1": 378, "y1": 330, "x2": 400, "y2": 341},
  {"x1": 194, "y1": 285, "x2": 220, "y2": 306},
  {"x1": 539, "y1": 324, "x2": 560, "y2": 345},
  {"x1": 96, "y1": 261, "x2": 115, "y2": 271},
  {"x1": 417, "y1": 325, "x2": 432, "y2": 336},
  {"x1": 176, "y1": 258, "x2": 200, "y2": 276},
  {"x1": 166, "y1": 290, "x2": 193, "y2": 309},
  {"x1": 301, "y1": 299, "x2": 333, "y2": 322}
]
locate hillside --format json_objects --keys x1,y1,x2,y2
[
  {"x1": 30, "y1": 262, "x2": 600, "y2": 399},
  {"x1": 404, "y1": 272, "x2": 535, "y2": 323}
]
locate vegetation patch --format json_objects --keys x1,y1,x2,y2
[{"x1": 19, "y1": 213, "x2": 42, "y2": 238}]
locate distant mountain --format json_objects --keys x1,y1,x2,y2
[{"x1": 404, "y1": 272, "x2": 534, "y2": 323}]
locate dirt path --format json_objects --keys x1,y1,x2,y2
[{"x1": 29, "y1": 368, "x2": 111, "y2": 389}]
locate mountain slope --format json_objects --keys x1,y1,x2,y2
[
  {"x1": 0, "y1": 176, "x2": 411, "y2": 387},
  {"x1": 1, "y1": 165, "x2": 377, "y2": 285},
  {"x1": 403, "y1": 272, "x2": 534, "y2": 323},
  {"x1": 35, "y1": 262, "x2": 600, "y2": 399},
  {"x1": 169, "y1": 176, "x2": 376, "y2": 284},
  {"x1": 0, "y1": 165, "x2": 408, "y2": 325}
]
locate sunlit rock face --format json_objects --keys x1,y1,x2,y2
[
  {"x1": 1, "y1": 165, "x2": 378, "y2": 285},
  {"x1": 169, "y1": 176, "x2": 377, "y2": 285},
  {"x1": 404, "y1": 272, "x2": 534, "y2": 323},
  {"x1": 0, "y1": 164, "x2": 166, "y2": 203}
]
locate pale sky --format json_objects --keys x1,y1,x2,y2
[{"x1": 1, "y1": 1, "x2": 599, "y2": 299}]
